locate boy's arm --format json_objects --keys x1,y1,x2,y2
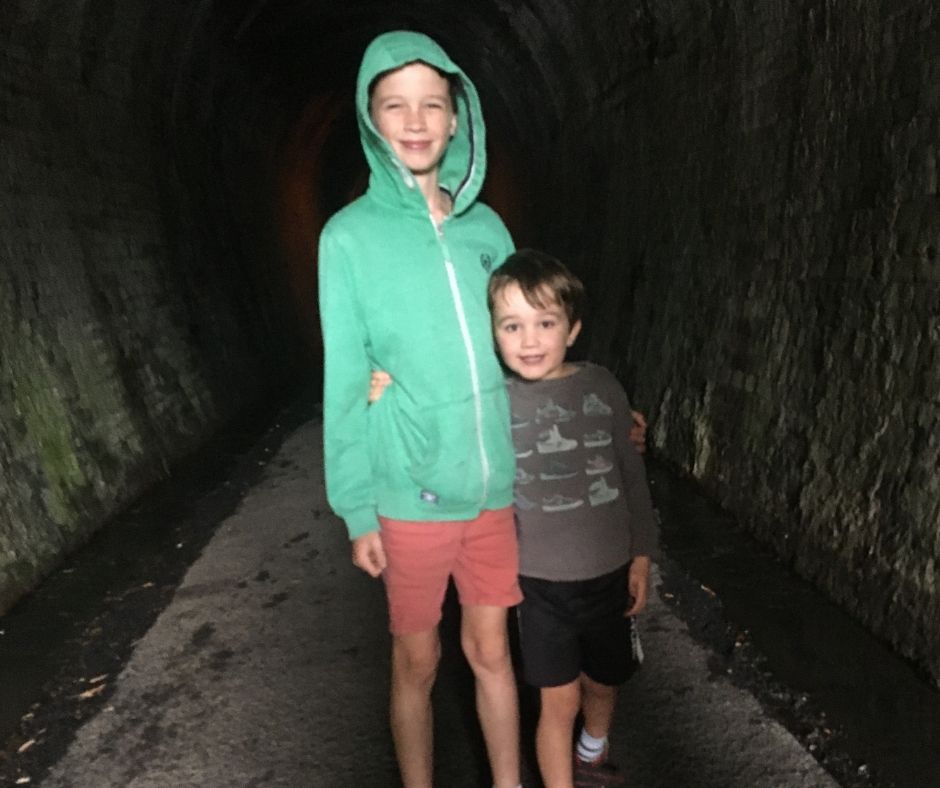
[
  {"x1": 485, "y1": 213, "x2": 516, "y2": 274},
  {"x1": 318, "y1": 228, "x2": 383, "y2": 547},
  {"x1": 630, "y1": 410, "x2": 648, "y2": 453},
  {"x1": 609, "y1": 377, "x2": 660, "y2": 562},
  {"x1": 352, "y1": 532, "x2": 387, "y2": 577},
  {"x1": 626, "y1": 555, "x2": 651, "y2": 615}
]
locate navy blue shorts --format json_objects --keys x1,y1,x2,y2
[{"x1": 517, "y1": 564, "x2": 643, "y2": 688}]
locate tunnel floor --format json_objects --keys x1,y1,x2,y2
[{"x1": 0, "y1": 390, "x2": 935, "y2": 787}]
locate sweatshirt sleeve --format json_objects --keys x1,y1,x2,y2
[
  {"x1": 318, "y1": 225, "x2": 380, "y2": 539},
  {"x1": 484, "y1": 209, "x2": 516, "y2": 270},
  {"x1": 607, "y1": 372, "x2": 660, "y2": 559}
]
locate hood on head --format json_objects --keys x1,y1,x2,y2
[{"x1": 356, "y1": 30, "x2": 487, "y2": 215}]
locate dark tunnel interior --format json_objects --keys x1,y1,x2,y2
[
  {"x1": 3, "y1": 1, "x2": 940, "y2": 784},
  {"x1": 173, "y1": 2, "x2": 552, "y2": 373}
]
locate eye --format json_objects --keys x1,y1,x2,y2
[
  {"x1": 501, "y1": 322, "x2": 519, "y2": 333},
  {"x1": 540, "y1": 319, "x2": 557, "y2": 329}
]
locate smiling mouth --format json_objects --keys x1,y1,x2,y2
[{"x1": 519, "y1": 355, "x2": 545, "y2": 364}]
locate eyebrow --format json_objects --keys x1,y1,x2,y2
[
  {"x1": 495, "y1": 306, "x2": 564, "y2": 323},
  {"x1": 528, "y1": 306, "x2": 565, "y2": 318}
]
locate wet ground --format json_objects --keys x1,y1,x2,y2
[
  {"x1": 0, "y1": 389, "x2": 936, "y2": 786},
  {"x1": 0, "y1": 391, "x2": 308, "y2": 782},
  {"x1": 648, "y1": 464, "x2": 940, "y2": 788}
]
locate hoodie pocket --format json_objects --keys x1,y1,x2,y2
[
  {"x1": 403, "y1": 400, "x2": 481, "y2": 504},
  {"x1": 371, "y1": 384, "x2": 513, "y2": 509}
]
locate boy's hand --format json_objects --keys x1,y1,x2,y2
[
  {"x1": 352, "y1": 531, "x2": 387, "y2": 577},
  {"x1": 369, "y1": 371, "x2": 392, "y2": 404},
  {"x1": 630, "y1": 410, "x2": 648, "y2": 454},
  {"x1": 625, "y1": 555, "x2": 651, "y2": 616}
]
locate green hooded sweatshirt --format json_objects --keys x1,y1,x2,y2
[{"x1": 318, "y1": 31, "x2": 516, "y2": 539}]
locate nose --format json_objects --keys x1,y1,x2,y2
[
  {"x1": 404, "y1": 105, "x2": 426, "y2": 131},
  {"x1": 520, "y1": 326, "x2": 538, "y2": 348}
]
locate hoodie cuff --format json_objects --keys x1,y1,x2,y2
[{"x1": 344, "y1": 507, "x2": 381, "y2": 540}]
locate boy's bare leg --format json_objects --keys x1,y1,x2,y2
[
  {"x1": 390, "y1": 628, "x2": 441, "y2": 788},
  {"x1": 536, "y1": 680, "x2": 580, "y2": 788},
  {"x1": 460, "y1": 605, "x2": 520, "y2": 788},
  {"x1": 579, "y1": 673, "x2": 618, "y2": 744}
]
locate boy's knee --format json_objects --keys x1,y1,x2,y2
[
  {"x1": 461, "y1": 631, "x2": 511, "y2": 675},
  {"x1": 393, "y1": 637, "x2": 441, "y2": 687},
  {"x1": 540, "y1": 684, "x2": 581, "y2": 722}
]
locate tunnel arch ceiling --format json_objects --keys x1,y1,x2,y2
[{"x1": 2, "y1": 0, "x2": 940, "y2": 692}]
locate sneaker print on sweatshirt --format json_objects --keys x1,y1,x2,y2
[
  {"x1": 541, "y1": 494, "x2": 584, "y2": 513},
  {"x1": 585, "y1": 454, "x2": 613, "y2": 475},
  {"x1": 537, "y1": 424, "x2": 578, "y2": 454},
  {"x1": 583, "y1": 429, "x2": 612, "y2": 448},
  {"x1": 511, "y1": 413, "x2": 530, "y2": 430},
  {"x1": 539, "y1": 459, "x2": 577, "y2": 481},
  {"x1": 535, "y1": 399, "x2": 575, "y2": 424},
  {"x1": 515, "y1": 447, "x2": 533, "y2": 459},
  {"x1": 514, "y1": 491, "x2": 537, "y2": 511},
  {"x1": 582, "y1": 392, "x2": 613, "y2": 417},
  {"x1": 515, "y1": 467, "x2": 535, "y2": 485},
  {"x1": 588, "y1": 477, "x2": 619, "y2": 506}
]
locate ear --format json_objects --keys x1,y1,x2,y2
[{"x1": 566, "y1": 319, "x2": 582, "y2": 347}]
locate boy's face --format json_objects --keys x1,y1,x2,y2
[
  {"x1": 370, "y1": 62, "x2": 457, "y2": 177},
  {"x1": 491, "y1": 282, "x2": 581, "y2": 381}
]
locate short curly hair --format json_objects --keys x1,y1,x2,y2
[{"x1": 487, "y1": 248, "x2": 585, "y2": 325}]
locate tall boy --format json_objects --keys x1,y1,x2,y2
[
  {"x1": 320, "y1": 32, "x2": 521, "y2": 788},
  {"x1": 488, "y1": 249, "x2": 659, "y2": 788}
]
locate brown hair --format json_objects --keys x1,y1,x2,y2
[{"x1": 487, "y1": 249, "x2": 585, "y2": 325}]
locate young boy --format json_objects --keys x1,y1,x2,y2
[{"x1": 488, "y1": 249, "x2": 659, "y2": 788}]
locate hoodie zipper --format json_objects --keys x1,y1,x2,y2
[{"x1": 432, "y1": 215, "x2": 491, "y2": 506}]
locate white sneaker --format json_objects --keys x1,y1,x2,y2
[
  {"x1": 585, "y1": 455, "x2": 613, "y2": 475},
  {"x1": 588, "y1": 477, "x2": 619, "y2": 506},
  {"x1": 537, "y1": 424, "x2": 578, "y2": 454},
  {"x1": 536, "y1": 399, "x2": 575, "y2": 424},
  {"x1": 542, "y1": 494, "x2": 584, "y2": 513},
  {"x1": 515, "y1": 467, "x2": 535, "y2": 485},
  {"x1": 583, "y1": 429, "x2": 612, "y2": 448},
  {"x1": 539, "y1": 460, "x2": 577, "y2": 481},
  {"x1": 582, "y1": 392, "x2": 613, "y2": 416}
]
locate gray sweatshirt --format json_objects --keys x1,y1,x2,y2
[{"x1": 507, "y1": 362, "x2": 659, "y2": 581}]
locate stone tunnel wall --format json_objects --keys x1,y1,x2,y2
[
  {"x1": 553, "y1": 1, "x2": 940, "y2": 684},
  {"x1": 0, "y1": 2, "x2": 289, "y2": 612}
]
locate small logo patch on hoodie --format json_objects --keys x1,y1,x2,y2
[
  {"x1": 480, "y1": 253, "x2": 493, "y2": 273},
  {"x1": 420, "y1": 489, "x2": 439, "y2": 504}
]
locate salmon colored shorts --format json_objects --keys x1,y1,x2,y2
[{"x1": 378, "y1": 506, "x2": 522, "y2": 635}]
